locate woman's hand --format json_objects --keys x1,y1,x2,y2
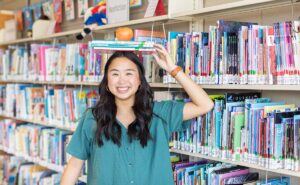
[{"x1": 152, "y1": 44, "x2": 177, "y2": 74}]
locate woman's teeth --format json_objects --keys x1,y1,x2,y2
[{"x1": 117, "y1": 87, "x2": 129, "y2": 93}]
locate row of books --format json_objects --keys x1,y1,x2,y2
[
  {"x1": 166, "y1": 20, "x2": 300, "y2": 85},
  {"x1": 0, "y1": 43, "x2": 101, "y2": 82},
  {"x1": 170, "y1": 92, "x2": 300, "y2": 172},
  {"x1": 0, "y1": 119, "x2": 72, "y2": 166},
  {"x1": 0, "y1": 152, "x2": 64, "y2": 185},
  {"x1": 0, "y1": 154, "x2": 88, "y2": 185},
  {"x1": 0, "y1": 84, "x2": 98, "y2": 128},
  {"x1": 172, "y1": 159, "x2": 291, "y2": 185},
  {"x1": 18, "y1": 163, "x2": 61, "y2": 185},
  {"x1": 0, "y1": 29, "x2": 167, "y2": 83}
]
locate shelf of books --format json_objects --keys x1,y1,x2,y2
[
  {"x1": 170, "y1": 148, "x2": 300, "y2": 178},
  {"x1": 167, "y1": 92, "x2": 300, "y2": 184},
  {"x1": 0, "y1": 117, "x2": 89, "y2": 184}
]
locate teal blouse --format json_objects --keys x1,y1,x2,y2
[{"x1": 66, "y1": 100, "x2": 190, "y2": 185}]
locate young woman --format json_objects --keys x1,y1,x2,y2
[{"x1": 61, "y1": 44, "x2": 214, "y2": 185}]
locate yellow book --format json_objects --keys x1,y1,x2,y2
[
  {"x1": 263, "y1": 104, "x2": 296, "y2": 117},
  {"x1": 209, "y1": 94, "x2": 225, "y2": 101}
]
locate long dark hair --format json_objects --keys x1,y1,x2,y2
[{"x1": 92, "y1": 51, "x2": 153, "y2": 147}]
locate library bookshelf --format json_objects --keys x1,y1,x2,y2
[
  {"x1": 2, "y1": 80, "x2": 300, "y2": 91},
  {"x1": 0, "y1": 0, "x2": 300, "y2": 184}
]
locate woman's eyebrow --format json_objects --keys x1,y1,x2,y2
[
  {"x1": 109, "y1": 69, "x2": 119, "y2": 72},
  {"x1": 109, "y1": 68, "x2": 136, "y2": 72},
  {"x1": 126, "y1": 69, "x2": 136, "y2": 71}
]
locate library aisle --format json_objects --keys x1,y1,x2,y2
[{"x1": 0, "y1": 0, "x2": 300, "y2": 184}]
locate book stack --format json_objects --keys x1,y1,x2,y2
[
  {"x1": 165, "y1": 20, "x2": 300, "y2": 85},
  {"x1": 170, "y1": 92, "x2": 300, "y2": 172}
]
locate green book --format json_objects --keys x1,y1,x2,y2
[{"x1": 233, "y1": 114, "x2": 245, "y2": 152}]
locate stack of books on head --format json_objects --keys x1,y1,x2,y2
[
  {"x1": 89, "y1": 40, "x2": 156, "y2": 52},
  {"x1": 0, "y1": 84, "x2": 98, "y2": 129},
  {"x1": 170, "y1": 92, "x2": 300, "y2": 172},
  {"x1": 171, "y1": 158, "x2": 291, "y2": 185},
  {"x1": 165, "y1": 20, "x2": 300, "y2": 85}
]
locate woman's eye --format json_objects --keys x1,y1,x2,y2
[
  {"x1": 126, "y1": 73, "x2": 133, "y2": 76},
  {"x1": 112, "y1": 73, "x2": 118, "y2": 76}
]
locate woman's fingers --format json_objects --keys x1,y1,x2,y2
[
  {"x1": 154, "y1": 47, "x2": 166, "y2": 57},
  {"x1": 154, "y1": 44, "x2": 168, "y2": 54},
  {"x1": 153, "y1": 43, "x2": 166, "y2": 51},
  {"x1": 152, "y1": 53, "x2": 166, "y2": 68}
]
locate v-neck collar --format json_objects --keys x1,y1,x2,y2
[{"x1": 115, "y1": 117, "x2": 128, "y2": 130}]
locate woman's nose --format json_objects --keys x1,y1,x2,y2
[{"x1": 117, "y1": 74, "x2": 127, "y2": 83}]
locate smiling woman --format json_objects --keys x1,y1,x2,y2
[
  {"x1": 60, "y1": 45, "x2": 214, "y2": 185},
  {"x1": 107, "y1": 56, "x2": 143, "y2": 105},
  {"x1": 93, "y1": 51, "x2": 153, "y2": 147}
]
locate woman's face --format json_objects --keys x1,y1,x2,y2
[{"x1": 107, "y1": 57, "x2": 141, "y2": 101}]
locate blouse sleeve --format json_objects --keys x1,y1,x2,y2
[
  {"x1": 153, "y1": 100, "x2": 191, "y2": 136},
  {"x1": 66, "y1": 109, "x2": 95, "y2": 160}
]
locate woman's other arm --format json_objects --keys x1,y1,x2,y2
[{"x1": 60, "y1": 157, "x2": 84, "y2": 185}]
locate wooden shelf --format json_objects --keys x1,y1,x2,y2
[
  {"x1": 0, "y1": 15, "x2": 170, "y2": 46},
  {"x1": 0, "y1": 114, "x2": 75, "y2": 132},
  {"x1": 170, "y1": 148, "x2": 300, "y2": 178},
  {"x1": 171, "y1": 0, "x2": 295, "y2": 18},
  {"x1": 0, "y1": 145, "x2": 64, "y2": 173},
  {"x1": 1, "y1": 80, "x2": 300, "y2": 91}
]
